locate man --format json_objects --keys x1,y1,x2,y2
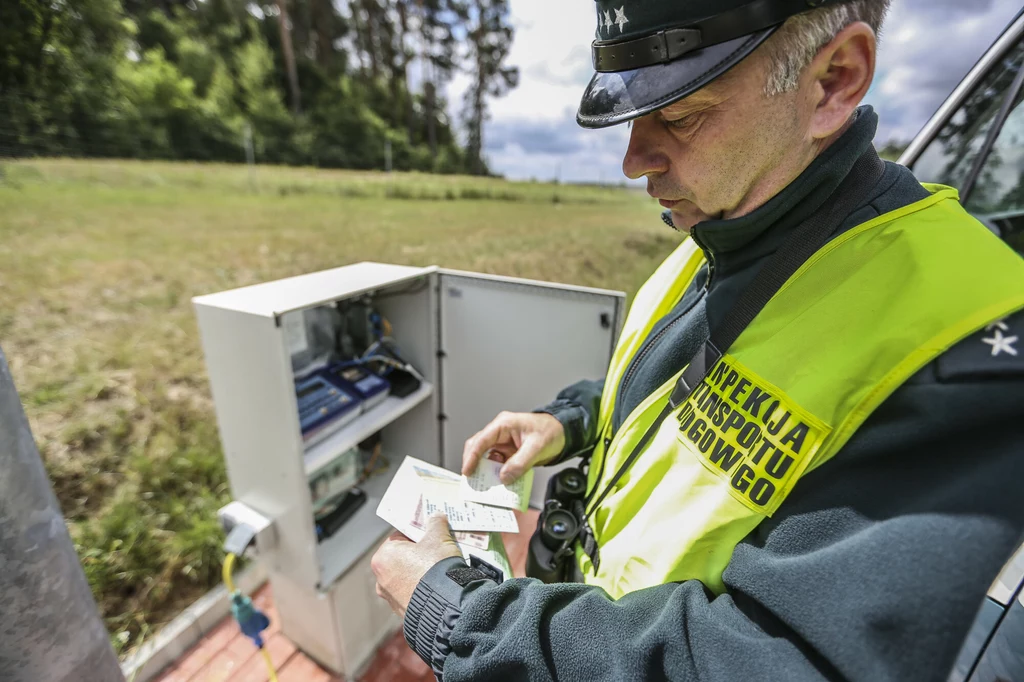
[{"x1": 372, "y1": 0, "x2": 1024, "y2": 679}]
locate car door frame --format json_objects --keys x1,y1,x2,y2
[{"x1": 899, "y1": 9, "x2": 1024, "y2": 208}]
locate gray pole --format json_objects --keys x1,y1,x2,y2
[{"x1": 0, "y1": 346, "x2": 125, "y2": 682}]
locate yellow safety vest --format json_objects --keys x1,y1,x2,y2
[{"x1": 579, "y1": 186, "x2": 1024, "y2": 598}]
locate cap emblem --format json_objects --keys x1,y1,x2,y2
[
  {"x1": 598, "y1": 6, "x2": 629, "y2": 38},
  {"x1": 613, "y1": 7, "x2": 630, "y2": 34}
]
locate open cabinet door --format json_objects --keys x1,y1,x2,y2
[{"x1": 437, "y1": 270, "x2": 624, "y2": 508}]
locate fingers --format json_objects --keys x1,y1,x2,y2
[
  {"x1": 486, "y1": 446, "x2": 514, "y2": 463},
  {"x1": 462, "y1": 413, "x2": 513, "y2": 475},
  {"x1": 424, "y1": 513, "x2": 454, "y2": 538},
  {"x1": 463, "y1": 412, "x2": 564, "y2": 481},
  {"x1": 499, "y1": 434, "x2": 542, "y2": 484},
  {"x1": 426, "y1": 513, "x2": 465, "y2": 549}
]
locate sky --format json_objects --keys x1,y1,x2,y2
[{"x1": 448, "y1": 0, "x2": 1024, "y2": 183}]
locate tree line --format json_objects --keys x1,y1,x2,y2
[{"x1": 0, "y1": 0, "x2": 519, "y2": 174}]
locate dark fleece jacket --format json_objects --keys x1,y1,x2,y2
[{"x1": 402, "y1": 108, "x2": 1024, "y2": 682}]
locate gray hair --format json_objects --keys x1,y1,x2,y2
[{"x1": 762, "y1": 0, "x2": 892, "y2": 96}]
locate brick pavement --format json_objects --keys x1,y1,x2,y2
[{"x1": 152, "y1": 509, "x2": 539, "y2": 682}]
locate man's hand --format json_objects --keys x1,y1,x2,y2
[
  {"x1": 462, "y1": 411, "x2": 566, "y2": 484},
  {"x1": 370, "y1": 515, "x2": 462, "y2": 618}
]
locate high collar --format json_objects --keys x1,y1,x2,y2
[{"x1": 689, "y1": 106, "x2": 878, "y2": 266}]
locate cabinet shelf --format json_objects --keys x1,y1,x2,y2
[
  {"x1": 317, "y1": 460, "x2": 399, "y2": 589},
  {"x1": 303, "y1": 382, "x2": 434, "y2": 476}
]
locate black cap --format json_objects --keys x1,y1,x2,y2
[{"x1": 578, "y1": 0, "x2": 843, "y2": 129}]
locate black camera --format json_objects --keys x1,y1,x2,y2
[{"x1": 525, "y1": 468, "x2": 588, "y2": 583}]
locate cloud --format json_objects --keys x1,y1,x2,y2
[
  {"x1": 485, "y1": 116, "x2": 589, "y2": 155},
  {"x1": 869, "y1": 0, "x2": 1021, "y2": 143},
  {"x1": 901, "y1": 0, "x2": 996, "y2": 13},
  {"x1": 448, "y1": 1, "x2": 1023, "y2": 181},
  {"x1": 485, "y1": 115, "x2": 631, "y2": 183},
  {"x1": 446, "y1": 1, "x2": 628, "y2": 182},
  {"x1": 523, "y1": 46, "x2": 594, "y2": 88}
]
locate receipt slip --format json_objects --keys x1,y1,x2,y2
[
  {"x1": 461, "y1": 457, "x2": 533, "y2": 512},
  {"x1": 376, "y1": 456, "x2": 519, "y2": 540}
]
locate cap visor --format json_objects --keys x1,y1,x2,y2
[{"x1": 577, "y1": 28, "x2": 776, "y2": 129}]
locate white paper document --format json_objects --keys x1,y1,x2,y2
[
  {"x1": 411, "y1": 493, "x2": 519, "y2": 533},
  {"x1": 376, "y1": 456, "x2": 520, "y2": 541},
  {"x1": 461, "y1": 457, "x2": 533, "y2": 512},
  {"x1": 453, "y1": 530, "x2": 490, "y2": 550}
]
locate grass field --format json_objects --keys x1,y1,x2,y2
[{"x1": 0, "y1": 158, "x2": 674, "y2": 654}]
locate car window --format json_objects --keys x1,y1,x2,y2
[
  {"x1": 911, "y1": 39, "x2": 1024, "y2": 192},
  {"x1": 963, "y1": 84, "x2": 1024, "y2": 215}
]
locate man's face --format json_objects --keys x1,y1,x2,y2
[{"x1": 622, "y1": 51, "x2": 812, "y2": 232}]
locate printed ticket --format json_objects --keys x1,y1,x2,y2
[
  {"x1": 410, "y1": 497, "x2": 498, "y2": 548},
  {"x1": 461, "y1": 456, "x2": 533, "y2": 512},
  {"x1": 376, "y1": 456, "x2": 520, "y2": 541}
]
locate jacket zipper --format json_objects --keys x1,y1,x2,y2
[
  {"x1": 690, "y1": 226, "x2": 716, "y2": 293},
  {"x1": 618, "y1": 303, "x2": 694, "y2": 400},
  {"x1": 617, "y1": 229, "x2": 716, "y2": 411},
  {"x1": 593, "y1": 231, "x2": 717, "y2": 504}
]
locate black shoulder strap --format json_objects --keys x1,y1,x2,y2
[
  {"x1": 712, "y1": 147, "x2": 886, "y2": 354},
  {"x1": 582, "y1": 149, "x2": 886, "y2": 541}
]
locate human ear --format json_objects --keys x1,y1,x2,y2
[{"x1": 804, "y1": 21, "x2": 876, "y2": 141}]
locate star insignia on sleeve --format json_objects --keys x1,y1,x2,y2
[
  {"x1": 602, "y1": 10, "x2": 613, "y2": 35},
  {"x1": 936, "y1": 312, "x2": 1024, "y2": 379},
  {"x1": 614, "y1": 6, "x2": 629, "y2": 33},
  {"x1": 982, "y1": 327, "x2": 1018, "y2": 357}
]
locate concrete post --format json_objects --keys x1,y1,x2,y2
[{"x1": 0, "y1": 347, "x2": 125, "y2": 682}]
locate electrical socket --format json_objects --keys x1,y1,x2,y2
[{"x1": 218, "y1": 501, "x2": 277, "y2": 555}]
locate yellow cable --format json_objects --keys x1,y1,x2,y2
[
  {"x1": 222, "y1": 552, "x2": 237, "y2": 593},
  {"x1": 222, "y1": 552, "x2": 279, "y2": 681},
  {"x1": 261, "y1": 647, "x2": 279, "y2": 682}
]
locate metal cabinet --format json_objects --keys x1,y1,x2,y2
[{"x1": 193, "y1": 262, "x2": 623, "y2": 676}]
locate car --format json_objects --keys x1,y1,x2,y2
[
  {"x1": 901, "y1": 9, "x2": 1024, "y2": 255},
  {"x1": 900, "y1": 9, "x2": 1024, "y2": 681}
]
